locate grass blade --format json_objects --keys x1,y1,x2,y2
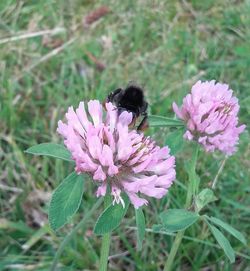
[{"x1": 135, "y1": 208, "x2": 146, "y2": 251}]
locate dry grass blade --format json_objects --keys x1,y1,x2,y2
[
  {"x1": 84, "y1": 6, "x2": 110, "y2": 26},
  {"x1": 15, "y1": 37, "x2": 77, "y2": 81},
  {"x1": 85, "y1": 51, "x2": 106, "y2": 71},
  {"x1": 0, "y1": 27, "x2": 65, "y2": 45},
  {"x1": 0, "y1": 183, "x2": 23, "y2": 193}
]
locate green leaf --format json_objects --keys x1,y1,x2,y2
[
  {"x1": 160, "y1": 209, "x2": 199, "y2": 232},
  {"x1": 207, "y1": 223, "x2": 235, "y2": 263},
  {"x1": 49, "y1": 172, "x2": 84, "y2": 231},
  {"x1": 165, "y1": 129, "x2": 184, "y2": 155},
  {"x1": 25, "y1": 143, "x2": 72, "y2": 162},
  {"x1": 135, "y1": 208, "x2": 146, "y2": 251},
  {"x1": 208, "y1": 216, "x2": 246, "y2": 245},
  {"x1": 94, "y1": 195, "x2": 129, "y2": 235},
  {"x1": 195, "y1": 188, "x2": 217, "y2": 212},
  {"x1": 148, "y1": 115, "x2": 184, "y2": 128}
]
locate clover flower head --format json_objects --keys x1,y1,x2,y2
[
  {"x1": 57, "y1": 100, "x2": 176, "y2": 208},
  {"x1": 173, "y1": 80, "x2": 246, "y2": 155}
]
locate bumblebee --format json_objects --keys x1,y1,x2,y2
[{"x1": 106, "y1": 84, "x2": 148, "y2": 131}]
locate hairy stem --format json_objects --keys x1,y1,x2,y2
[
  {"x1": 163, "y1": 145, "x2": 199, "y2": 271},
  {"x1": 51, "y1": 198, "x2": 103, "y2": 271},
  {"x1": 99, "y1": 193, "x2": 112, "y2": 271}
]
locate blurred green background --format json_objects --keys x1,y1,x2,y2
[{"x1": 0, "y1": 0, "x2": 249, "y2": 270}]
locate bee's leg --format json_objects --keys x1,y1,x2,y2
[
  {"x1": 129, "y1": 117, "x2": 137, "y2": 128},
  {"x1": 102, "y1": 100, "x2": 107, "y2": 110},
  {"x1": 104, "y1": 88, "x2": 123, "y2": 110},
  {"x1": 127, "y1": 111, "x2": 137, "y2": 128},
  {"x1": 137, "y1": 115, "x2": 149, "y2": 132},
  {"x1": 112, "y1": 88, "x2": 123, "y2": 95}
]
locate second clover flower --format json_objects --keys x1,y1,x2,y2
[
  {"x1": 57, "y1": 100, "x2": 176, "y2": 208},
  {"x1": 173, "y1": 80, "x2": 246, "y2": 155}
]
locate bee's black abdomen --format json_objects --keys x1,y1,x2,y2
[
  {"x1": 120, "y1": 85, "x2": 147, "y2": 115},
  {"x1": 120, "y1": 86, "x2": 144, "y2": 106}
]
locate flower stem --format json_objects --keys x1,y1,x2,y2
[
  {"x1": 99, "y1": 193, "x2": 112, "y2": 271},
  {"x1": 163, "y1": 144, "x2": 199, "y2": 271},
  {"x1": 185, "y1": 144, "x2": 199, "y2": 208}
]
